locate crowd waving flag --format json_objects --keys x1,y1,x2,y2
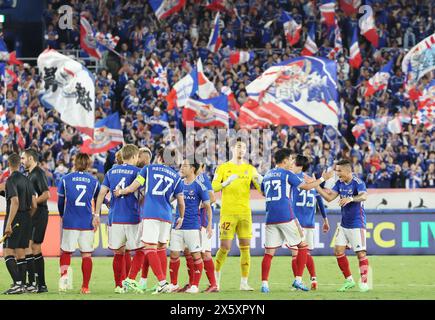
[
  {"x1": 37, "y1": 49, "x2": 95, "y2": 137},
  {"x1": 327, "y1": 18, "x2": 343, "y2": 60},
  {"x1": 339, "y1": 0, "x2": 361, "y2": 16},
  {"x1": 301, "y1": 24, "x2": 318, "y2": 56},
  {"x1": 414, "y1": 79, "x2": 435, "y2": 129},
  {"x1": 221, "y1": 85, "x2": 240, "y2": 120},
  {"x1": 183, "y1": 95, "x2": 229, "y2": 127},
  {"x1": 402, "y1": 32, "x2": 435, "y2": 91},
  {"x1": 207, "y1": 12, "x2": 222, "y2": 53},
  {"x1": 280, "y1": 11, "x2": 302, "y2": 46},
  {"x1": 364, "y1": 59, "x2": 394, "y2": 97},
  {"x1": 150, "y1": 58, "x2": 169, "y2": 97},
  {"x1": 349, "y1": 26, "x2": 362, "y2": 68},
  {"x1": 148, "y1": 0, "x2": 186, "y2": 20},
  {"x1": 359, "y1": 0, "x2": 379, "y2": 47},
  {"x1": 0, "y1": 37, "x2": 22, "y2": 65},
  {"x1": 239, "y1": 56, "x2": 340, "y2": 129},
  {"x1": 81, "y1": 112, "x2": 124, "y2": 154},
  {"x1": 320, "y1": 0, "x2": 336, "y2": 27},
  {"x1": 196, "y1": 58, "x2": 219, "y2": 99},
  {"x1": 166, "y1": 67, "x2": 198, "y2": 109},
  {"x1": 229, "y1": 50, "x2": 254, "y2": 65}
]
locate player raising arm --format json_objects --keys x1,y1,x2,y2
[
  {"x1": 315, "y1": 159, "x2": 370, "y2": 292},
  {"x1": 114, "y1": 148, "x2": 185, "y2": 294}
]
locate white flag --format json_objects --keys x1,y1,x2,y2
[{"x1": 37, "y1": 49, "x2": 95, "y2": 136}]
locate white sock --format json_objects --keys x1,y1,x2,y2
[
  {"x1": 262, "y1": 280, "x2": 268, "y2": 287},
  {"x1": 311, "y1": 277, "x2": 317, "y2": 282},
  {"x1": 346, "y1": 275, "x2": 354, "y2": 281},
  {"x1": 241, "y1": 277, "x2": 248, "y2": 285},
  {"x1": 139, "y1": 278, "x2": 147, "y2": 285},
  {"x1": 295, "y1": 276, "x2": 302, "y2": 282}
]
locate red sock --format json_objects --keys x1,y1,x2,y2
[
  {"x1": 169, "y1": 257, "x2": 180, "y2": 285},
  {"x1": 145, "y1": 248, "x2": 165, "y2": 282},
  {"x1": 306, "y1": 253, "x2": 316, "y2": 278},
  {"x1": 203, "y1": 257, "x2": 216, "y2": 287},
  {"x1": 128, "y1": 250, "x2": 145, "y2": 280},
  {"x1": 358, "y1": 256, "x2": 369, "y2": 283},
  {"x1": 141, "y1": 254, "x2": 149, "y2": 279},
  {"x1": 124, "y1": 251, "x2": 131, "y2": 275},
  {"x1": 336, "y1": 254, "x2": 352, "y2": 278},
  {"x1": 192, "y1": 258, "x2": 203, "y2": 287},
  {"x1": 185, "y1": 253, "x2": 194, "y2": 285},
  {"x1": 113, "y1": 253, "x2": 124, "y2": 287},
  {"x1": 296, "y1": 246, "x2": 308, "y2": 277},
  {"x1": 59, "y1": 251, "x2": 72, "y2": 277},
  {"x1": 157, "y1": 248, "x2": 167, "y2": 279},
  {"x1": 261, "y1": 253, "x2": 273, "y2": 281},
  {"x1": 291, "y1": 252, "x2": 298, "y2": 277},
  {"x1": 81, "y1": 256, "x2": 92, "y2": 289}
]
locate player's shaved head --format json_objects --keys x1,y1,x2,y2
[
  {"x1": 335, "y1": 159, "x2": 353, "y2": 181},
  {"x1": 75, "y1": 153, "x2": 91, "y2": 172},
  {"x1": 8, "y1": 153, "x2": 21, "y2": 170},
  {"x1": 138, "y1": 147, "x2": 152, "y2": 167}
]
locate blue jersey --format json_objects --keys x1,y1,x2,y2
[
  {"x1": 292, "y1": 172, "x2": 327, "y2": 228},
  {"x1": 57, "y1": 171, "x2": 100, "y2": 230},
  {"x1": 332, "y1": 175, "x2": 367, "y2": 228},
  {"x1": 174, "y1": 179, "x2": 210, "y2": 230},
  {"x1": 197, "y1": 173, "x2": 213, "y2": 228},
  {"x1": 261, "y1": 167, "x2": 303, "y2": 224},
  {"x1": 136, "y1": 164, "x2": 183, "y2": 222},
  {"x1": 102, "y1": 164, "x2": 141, "y2": 225}
]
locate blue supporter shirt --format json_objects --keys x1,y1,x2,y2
[
  {"x1": 197, "y1": 173, "x2": 213, "y2": 228},
  {"x1": 261, "y1": 167, "x2": 303, "y2": 224},
  {"x1": 332, "y1": 175, "x2": 367, "y2": 229},
  {"x1": 57, "y1": 171, "x2": 100, "y2": 230},
  {"x1": 136, "y1": 164, "x2": 183, "y2": 223},
  {"x1": 173, "y1": 178, "x2": 209, "y2": 230},
  {"x1": 292, "y1": 172, "x2": 327, "y2": 228},
  {"x1": 102, "y1": 164, "x2": 141, "y2": 225}
]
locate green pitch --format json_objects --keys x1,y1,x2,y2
[{"x1": 0, "y1": 255, "x2": 434, "y2": 300}]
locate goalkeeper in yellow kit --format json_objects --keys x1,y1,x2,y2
[{"x1": 212, "y1": 138, "x2": 262, "y2": 291}]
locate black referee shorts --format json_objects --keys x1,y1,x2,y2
[
  {"x1": 3, "y1": 212, "x2": 32, "y2": 250},
  {"x1": 31, "y1": 207, "x2": 49, "y2": 244}
]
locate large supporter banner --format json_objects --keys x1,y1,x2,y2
[{"x1": 1, "y1": 213, "x2": 434, "y2": 257}]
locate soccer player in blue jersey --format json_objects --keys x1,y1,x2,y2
[
  {"x1": 95, "y1": 144, "x2": 142, "y2": 294},
  {"x1": 289, "y1": 155, "x2": 329, "y2": 291},
  {"x1": 114, "y1": 148, "x2": 185, "y2": 294},
  {"x1": 57, "y1": 153, "x2": 100, "y2": 294},
  {"x1": 168, "y1": 160, "x2": 212, "y2": 294},
  {"x1": 315, "y1": 159, "x2": 370, "y2": 292},
  {"x1": 260, "y1": 148, "x2": 333, "y2": 293}
]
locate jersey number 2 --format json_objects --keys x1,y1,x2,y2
[{"x1": 75, "y1": 185, "x2": 87, "y2": 207}]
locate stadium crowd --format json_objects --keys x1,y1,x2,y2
[{"x1": 0, "y1": 0, "x2": 434, "y2": 189}]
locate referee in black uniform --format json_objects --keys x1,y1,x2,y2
[
  {"x1": 3, "y1": 153, "x2": 37, "y2": 295},
  {"x1": 21, "y1": 149, "x2": 50, "y2": 293}
]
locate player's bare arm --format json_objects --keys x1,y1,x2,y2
[
  {"x1": 299, "y1": 170, "x2": 334, "y2": 190},
  {"x1": 5, "y1": 196, "x2": 19, "y2": 236},
  {"x1": 30, "y1": 195, "x2": 37, "y2": 217},
  {"x1": 203, "y1": 201, "x2": 213, "y2": 238},
  {"x1": 315, "y1": 185, "x2": 340, "y2": 202},
  {"x1": 338, "y1": 191, "x2": 368, "y2": 207},
  {"x1": 114, "y1": 179, "x2": 142, "y2": 197},
  {"x1": 175, "y1": 193, "x2": 185, "y2": 229},
  {"x1": 36, "y1": 190, "x2": 50, "y2": 205},
  {"x1": 95, "y1": 185, "x2": 110, "y2": 217}
]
